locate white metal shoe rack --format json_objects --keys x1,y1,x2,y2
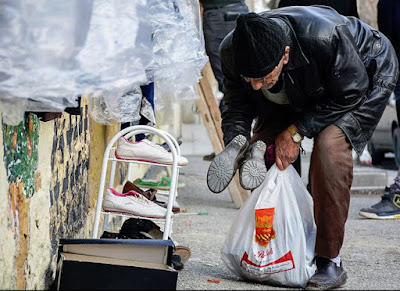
[{"x1": 92, "y1": 125, "x2": 182, "y2": 240}]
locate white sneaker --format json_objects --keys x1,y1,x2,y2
[
  {"x1": 115, "y1": 137, "x2": 188, "y2": 166},
  {"x1": 102, "y1": 188, "x2": 167, "y2": 218},
  {"x1": 156, "y1": 193, "x2": 180, "y2": 210}
]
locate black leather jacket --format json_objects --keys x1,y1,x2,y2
[{"x1": 219, "y1": 5, "x2": 399, "y2": 154}]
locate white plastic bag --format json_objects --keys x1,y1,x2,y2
[{"x1": 221, "y1": 164, "x2": 317, "y2": 288}]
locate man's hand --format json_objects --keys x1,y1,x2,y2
[{"x1": 275, "y1": 128, "x2": 301, "y2": 170}]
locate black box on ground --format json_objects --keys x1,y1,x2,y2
[{"x1": 56, "y1": 239, "x2": 177, "y2": 290}]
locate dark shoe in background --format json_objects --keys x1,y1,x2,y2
[
  {"x1": 118, "y1": 218, "x2": 164, "y2": 240},
  {"x1": 100, "y1": 218, "x2": 162, "y2": 240},
  {"x1": 239, "y1": 140, "x2": 267, "y2": 190},
  {"x1": 306, "y1": 256, "x2": 347, "y2": 290},
  {"x1": 359, "y1": 187, "x2": 400, "y2": 219},
  {"x1": 202, "y1": 152, "x2": 216, "y2": 161},
  {"x1": 206, "y1": 134, "x2": 249, "y2": 193}
]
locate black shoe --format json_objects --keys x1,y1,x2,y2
[
  {"x1": 171, "y1": 254, "x2": 184, "y2": 271},
  {"x1": 118, "y1": 218, "x2": 164, "y2": 239},
  {"x1": 206, "y1": 134, "x2": 249, "y2": 193},
  {"x1": 306, "y1": 257, "x2": 347, "y2": 290},
  {"x1": 359, "y1": 188, "x2": 400, "y2": 219},
  {"x1": 239, "y1": 140, "x2": 267, "y2": 190}
]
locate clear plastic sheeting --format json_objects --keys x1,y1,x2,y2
[
  {"x1": 149, "y1": 0, "x2": 208, "y2": 103},
  {"x1": 80, "y1": 0, "x2": 153, "y2": 125},
  {"x1": 0, "y1": 0, "x2": 208, "y2": 125},
  {"x1": 77, "y1": 0, "x2": 152, "y2": 96},
  {"x1": 0, "y1": 0, "x2": 94, "y2": 125},
  {"x1": 89, "y1": 86, "x2": 143, "y2": 125},
  {"x1": 0, "y1": 0, "x2": 152, "y2": 125}
]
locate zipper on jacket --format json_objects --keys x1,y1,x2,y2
[{"x1": 287, "y1": 72, "x2": 295, "y2": 84}]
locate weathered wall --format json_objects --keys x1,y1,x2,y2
[
  {"x1": 0, "y1": 96, "x2": 157, "y2": 289},
  {"x1": 0, "y1": 103, "x2": 93, "y2": 289}
]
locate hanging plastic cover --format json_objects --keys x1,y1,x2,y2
[
  {"x1": 81, "y1": 0, "x2": 153, "y2": 124},
  {"x1": 0, "y1": 0, "x2": 153, "y2": 125},
  {"x1": 0, "y1": 0, "x2": 94, "y2": 125},
  {"x1": 89, "y1": 86, "x2": 143, "y2": 125},
  {"x1": 77, "y1": 0, "x2": 152, "y2": 95},
  {"x1": 148, "y1": 0, "x2": 208, "y2": 109}
]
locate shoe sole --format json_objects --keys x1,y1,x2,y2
[
  {"x1": 239, "y1": 140, "x2": 267, "y2": 190},
  {"x1": 102, "y1": 208, "x2": 167, "y2": 219},
  {"x1": 305, "y1": 272, "x2": 347, "y2": 290},
  {"x1": 358, "y1": 211, "x2": 400, "y2": 219},
  {"x1": 207, "y1": 135, "x2": 249, "y2": 193},
  {"x1": 306, "y1": 283, "x2": 347, "y2": 290}
]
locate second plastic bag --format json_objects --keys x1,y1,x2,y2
[{"x1": 221, "y1": 164, "x2": 317, "y2": 288}]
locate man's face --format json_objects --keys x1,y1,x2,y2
[{"x1": 243, "y1": 56, "x2": 285, "y2": 90}]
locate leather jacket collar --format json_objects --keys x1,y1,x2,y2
[{"x1": 268, "y1": 16, "x2": 310, "y2": 72}]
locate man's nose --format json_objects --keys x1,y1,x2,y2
[{"x1": 251, "y1": 80, "x2": 263, "y2": 90}]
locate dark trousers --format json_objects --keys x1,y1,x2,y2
[
  {"x1": 310, "y1": 125, "x2": 353, "y2": 258},
  {"x1": 252, "y1": 121, "x2": 353, "y2": 258},
  {"x1": 202, "y1": 3, "x2": 248, "y2": 93}
]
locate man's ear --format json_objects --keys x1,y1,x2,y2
[{"x1": 283, "y1": 46, "x2": 290, "y2": 64}]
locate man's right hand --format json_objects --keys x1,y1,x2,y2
[{"x1": 275, "y1": 128, "x2": 300, "y2": 170}]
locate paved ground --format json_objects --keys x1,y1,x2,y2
[
  {"x1": 168, "y1": 122, "x2": 400, "y2": 290},
  {"x1": 172, "y1": 155, "x2": 400, "y2": 290}
]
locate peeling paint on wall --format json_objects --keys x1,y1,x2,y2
[
  {"x1": 2, "y1": 113, "x2": 40, "y2": 289},
  {"x1": 3, "y1": 113, "x2": 39, "y2": 196}
]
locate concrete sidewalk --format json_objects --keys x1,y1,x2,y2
[{"x1": 170, "y1": 121, "x2": 400, "y2": 290}]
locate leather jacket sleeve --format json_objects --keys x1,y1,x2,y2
[
  {"x1": 220, "y1": 36, "x2": 255, "y2": 146},
  {"x1": 295, "y1": 24, "x2": 369, "y2": 138}
]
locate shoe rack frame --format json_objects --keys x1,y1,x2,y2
[{"x1": 92, "y1": 125, "x2": 181, "y2": 240}]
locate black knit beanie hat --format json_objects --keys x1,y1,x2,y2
[{"x1": 232, "y1": 13, "x2": 286, "y2": 78}]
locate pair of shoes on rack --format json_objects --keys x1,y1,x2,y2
[
  {"x1": 123, "y1": 181, "x2": 180, "y2": 213},
  {"x1": 102, "y1": 188, "x2": 167, "y2": 218},
  {"x1": 133, "y1": 176, "x2": 185, "y2": 190},
  {"x1": 206, "y1": 135, "x2": 267, "y2": 193},
  {"x1": 115, "y1": 137, "x2": 188, "y2": 166},
  {"x1": 100, "y1": 218, "x2": 165, "y2": 240},
  {"x1": 359, "y1": 186, "x2": 400, "y2": 219}
]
